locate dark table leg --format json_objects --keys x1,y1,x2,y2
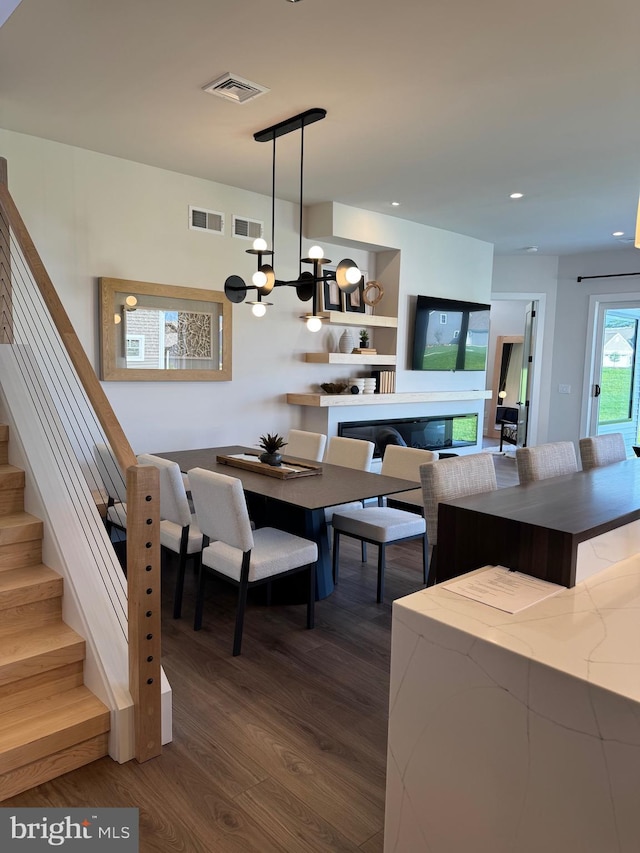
[{"x1": 254, "y1": 498, "x2": 334, "y2": 601}]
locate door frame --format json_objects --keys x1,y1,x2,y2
[{"x1": 581, "y1": 291, "x2": 640, "y2": 440}]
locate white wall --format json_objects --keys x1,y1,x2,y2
[{"x1": 1, "y1": 130, "x2": 495, "y2": 454}]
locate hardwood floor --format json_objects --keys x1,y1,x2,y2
[
  {"x1": 5, "y1": 455, "x2": 518, "y2": 851},
  {"x1": 5, "y1": 536, "x2": 427, "y2": 852}
]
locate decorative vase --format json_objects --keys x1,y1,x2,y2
[
  {"x1": 339, "y1": 329, "x2": 356, "y2": 354},
  {"x1": 259, "y1": 451, "x2": 282, "y2": 466}
]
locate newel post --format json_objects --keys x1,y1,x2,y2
[
  {"x1": 0, "y1": 158, "x2": 12, "y2": 344},
  {"x1": 126, "y1": 462, "x2": 162, "y2": 762}
]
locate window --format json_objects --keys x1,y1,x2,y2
[{"x1": 126, "y1": 334, "x2": 145, "y2": 361}]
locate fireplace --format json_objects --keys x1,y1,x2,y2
[{"x1": 338, "y1": 413, "x2": 478, "y2": 458}]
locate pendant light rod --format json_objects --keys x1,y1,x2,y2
[{"x1": 253, "y1": 108, "x2": 327, "y2": 143}]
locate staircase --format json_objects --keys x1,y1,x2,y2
[{"x1": 0, "y1": 424, "x2": 110, "y2": 800}]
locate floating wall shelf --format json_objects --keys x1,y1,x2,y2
[
  {"x1": 287, "y1": 390, "x2": 492, "y2": 408},
  {"x1": 304, "y1": 353, "x2": 397, "y2": 365}
]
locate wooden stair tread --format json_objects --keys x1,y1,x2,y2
[
  {"x1": 0, "y1": 512, "x2": 43, "y2": 545},
  {"x1": 0, "y1": 465, "x2": 25, "y2": 488},
  {"x1": 0, "y1": 623, "x2": 85, "y2": 685},
  {"x1": 0, "y1": 564, "x2": 62, "y2": 608},
  {"x1": 0, "y1": 686, "x2": 110, "y2": 775}
]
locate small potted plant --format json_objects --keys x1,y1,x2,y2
[
  {"x1": 258, "y1": 432, "x2": 287, "y2": 466},
  {"x1": 359, "y1": 329, "x2": 370, "y2": 349}
]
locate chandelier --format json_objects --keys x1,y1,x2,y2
[{"x1": 223, "y1": 108, "x2": 362, "y2": 331}]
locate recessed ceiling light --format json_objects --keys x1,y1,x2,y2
[
  {"x1": 612, "y1": 231, "x2": 625, "y2": 237},
  {"x1": 524, "y1": 246, "x2": 538, "y2": 253},
  {"x1": 391, "y1": 201, "x2": 400, "y2": 207},
  {"x1": 509, "y1": 192, "x2": 524, "y2": 199}
]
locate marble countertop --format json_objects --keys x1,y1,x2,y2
[{"x1": 394, "y1": 555, "x2": 640, "y2": 704}]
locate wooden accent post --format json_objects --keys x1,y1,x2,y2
[
  {"x1": 126, "y1": 463, "x2": 162, "y2": 762},
  {"x1": 0, "y1": 158, "x2": 12, "y2": 343}
]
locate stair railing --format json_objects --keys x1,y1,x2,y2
[{"x1": 0, "y1": 157, "x2": 161, "y2": 762}]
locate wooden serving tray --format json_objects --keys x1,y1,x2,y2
[{"x1": 216, "y1": 452, "x2": 323, "y2": 479}]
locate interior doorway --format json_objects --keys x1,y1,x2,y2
[{"x1": 485, "y1": 293, "x2": 545, "y2": 448}]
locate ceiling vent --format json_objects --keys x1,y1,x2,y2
[
  {"x1": 232, "y1": 215, "x2": 264, "y2": 241},
  {"x1": 189, "y1": 206, "x2": 224, "y2": 235},
  {"x1": 202, "y1": 73, "x2": 269, "y2": 104}
]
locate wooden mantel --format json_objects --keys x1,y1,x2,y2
[{"x1": 287, "y1": 390, "x2": 492, "y2": 408}]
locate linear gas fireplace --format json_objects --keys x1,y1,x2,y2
[{"x1": 338, "y1": 413, "x2": 478, "y2": 458}]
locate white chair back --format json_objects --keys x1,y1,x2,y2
[
  {"x1": 579, "y1": 433, "x2": 626, "y2": 471},
  {"x1": 94, "y1": 442, "x2": 127, "y2": 504},
  {"x1": 516, "y1": 441, "x2": 578, "y2": 484},
  {"x1": 420, "y1": 453, "x2": 497, "y2": 545},
  {"x1": 381, "y1": 445, "x2": 437, "y2": 481},
  {"x1": 324, "y1": 436, "x2": 374, "y2": 471},
  {"x1": 286, "y1": 429, "x2": 327, "y2": 462},
  {"x1": 188, "y1": 467, "x2": 254, "y2": 553},
  {"x1": 137, "y1": 454, "x2": 192, "y2": 527}
]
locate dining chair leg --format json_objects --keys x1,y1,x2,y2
[
  {"x1": 173, "y1": 527, "x2": 190, "y2": 619},
  {"x1": 193, "y1": 563, "x2": 207, "y2": 631},
  {"x1": 361, "y1": 542, "x2": 367, "y2": 563},
  {"x1": 307, "y1": 563, "x2": 316, "y2": 629},
  {"x1": 422, "y1": 533, "x2": 429, "y2": 586},
  {"x1": 332, "y1": 530, "x2": 341, "y2": 584},
  {"x1": 233, "y1": 555, "x2": 251, "y2": 656},
  {"x1": 376, "y1": 544, "x2": 386, "y2": 604}
]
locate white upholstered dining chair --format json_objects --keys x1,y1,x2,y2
[
  {"x1": 381, "y1": 445, "x2": 438, "y2": 513},
  {"x1": 137, "y1": 454, "x2": 203, "y2": 619},
  {"x1": 420, "y1": 453, "x2": 498, "y2": 583},
  {"x1": 579, "y1": 433, "x2": 626, "y2": 471},
  {"x1": 515, "y1": 441, "x2": 578, "y2": 484},
  {"x1": 323, "y1": 436, "x2": 375, "y2": 521},
  {"x1": 188, "y1": 467, "x2": 317, "y2": 656},
  {"x1": 285, "y1": 429, "x2": 327, "y2": 462}
]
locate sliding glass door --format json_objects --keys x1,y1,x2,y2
[{"x1": 588, "y1": 303, "x2": 640, "y2": 453}]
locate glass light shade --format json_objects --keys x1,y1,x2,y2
[
  {"x1": 252, "y1": 270, "x2": 268, "y2": 287},
  {"x1": 125, "y1": 295, "x2": 138, "y2": 307},
  {"x1": 345, "y1": 266, "x2": 361, "y2": 284},
  {"x1": 251, "y1": 302, "x2": 267, "y2": 317},
  {"x1": 253, "y1": 237, "x2": 268, "y2": 252},
  {"x1": 335, "y1": 258, "x2": 362, "y2": 292},
  {"x1": 498, "y1": 391, "x2": 507, "y2": 399},
  {"x1": 308, "y1": 245, "x2": 324, "y2": 259},
  {"x1": 114, "y1": 313, "x2": 121, "y2": 325},
  {"x1": 306, "y1": 316, "x2": 322, "y2": 332}
]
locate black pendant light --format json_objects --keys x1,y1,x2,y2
[{"x1": 223, "y1": 108, "x2": 362, "y2": 331}]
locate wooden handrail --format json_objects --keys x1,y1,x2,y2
[{"x1": 0, "y1": 157, "x2": 161, "y2": 762}]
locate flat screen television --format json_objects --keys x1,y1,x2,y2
[{"x1": 411, "y1": 295, "x2": 491, "y2": 371}]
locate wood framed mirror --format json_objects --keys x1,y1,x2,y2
[
  {"x1": 99, "y1": 277, "x2": 232, "y2": 381},
  {"x1": 488, "y1": 334, "x2": 523, "y2": 435}
]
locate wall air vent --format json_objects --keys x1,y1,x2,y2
[
  {"x1": 189, "y1": 206, "x2": 224, "y2": 235},
  {"x1": 232, "y1": 215, "x2": 264, "y2": 241},
  {"x1": 202, "y1": 73, "x2": 270, "y2": 104}
]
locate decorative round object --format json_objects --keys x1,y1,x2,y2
[
  {"x1": 350, "y1": 385, "x2": 360, "y2": 394},
  {"x1": 339, "y1": 329, "x2": 356, "y2": 354},
  {"x1": 363, "y1": 280, "x2": 384, "y2": 309},
  {"x1": 259, "y1": 451, "x2": 282, "y2": 467}
]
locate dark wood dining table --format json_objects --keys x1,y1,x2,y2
[
  {"x1": 154, "y1": 445, "x2": 419, "y2": 599},
  {"x1": 436, "y1": 457, "x2": 640, "y2": 588}
]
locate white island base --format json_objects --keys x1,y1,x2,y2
[{"x1": 385, "y1": 557, "x2": 640, "y2": 853}]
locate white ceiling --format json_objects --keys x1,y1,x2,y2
[{"x1": 1, "y1": 0, "x2": 640, "y2": 256}]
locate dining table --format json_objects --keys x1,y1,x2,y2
[
  {"x1": 154, "y1": 445, "x2": 420, "y2": 599},
  {"x1": 436, "y1": 456, "x2": 640, "y2": 588}
]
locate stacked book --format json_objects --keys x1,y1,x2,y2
[{"x1": 377, "y1": 370, "x2": 396, "y2": 393}]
